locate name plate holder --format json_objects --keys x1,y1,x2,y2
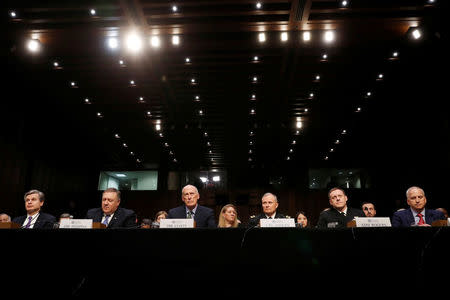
[
  {"x1": 348, "y1": 217, "x2": 392, "y2": 228},
  {"x1": 59, "y1": 219, "x2": 95, "y2": 229},
  {"x1": 160, "y1": 219, "x2": 195, "y2": 228},
  {"x1": 260, "y1": 218, "x2": 296, "y2": 228}
]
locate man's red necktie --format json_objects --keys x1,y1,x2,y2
[{"x1": 417, "y1": 213, "x2": 425, "y2": 225}]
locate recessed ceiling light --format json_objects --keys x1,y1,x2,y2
[
  {"x1": 90, "y1": 9, "x2": 96, "y2": 16},
  {"x1": 303, "y1": 31, "x2": 311, "y2": 41},
  {"x1": 125, "y1": 31, "x2": 143, "y2": 53},
  {"x1": 324, "y1": 31, "x2": 335, "y2": 43},
  {"x1": 116, "y1": 174, "x2": 126, "y2": 177},
  {"x1": 27, "y1": 39, "x2": 41, "y2": 52},
  {"x1": 185, "y1": 57, "x2": 191, "y2": 63},
  {"x1": 107, "y1": 37, "x2": 118, "y2": 49},
  {"x1": 258, "y1": 32, "x2": 266, "y2": 43},
  {"x1": 172, "y1": 5, "x2": 178, "y2": 12},
  {"x1": 150, "y1": 36, "x2": 161, "y2": 48},
  {"x1": 281, "y1": 32, "x2": 288, "y2": 42},
  {"x1": 10, "y1": 11, "x2": 17, "y2": 18},
  {"x1": 256, "y1": 2, "x2": 262, "y2": 9},
  {"x1": 172, "y1": 35, "x2": 180, "y2": 45}
]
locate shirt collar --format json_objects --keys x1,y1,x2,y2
[{"x1": 186, "y1": 205, "x2": 198, "y2": 214}]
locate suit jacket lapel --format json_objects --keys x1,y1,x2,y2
[
  {"x1": 406, "y1": 209, "x2": 415, "y2": 226},
  {"x1": 108, "y1": 208, "x2": 121, "y2": 227}
]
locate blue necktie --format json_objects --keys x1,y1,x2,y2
[{"x1": 102, "y1": 215, "x2": 110, "y2": 226}]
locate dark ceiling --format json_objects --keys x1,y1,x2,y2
[{"x1": 1, "y1": 0, "x2": 447, "y2": 187}]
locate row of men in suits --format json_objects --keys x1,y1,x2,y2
[{"x1": 3, "y1": 185, "x2": 447, "y2": 229}]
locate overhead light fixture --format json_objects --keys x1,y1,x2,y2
[
  {"x1": 125, "y1": 31, "x2": 143, "y2": 53},
  {"x1": 302, "y1": 31, "x2": 311, "y2": 42},
  {"x1": 253, "y1": 56, "x2": 259, "y2": 62},
  {"x1": 172, "y1": 5, "x2": 178, "y2": 12},
  {"x1": 84, "y1": 98, "x2": 91, "y2": 104},
  {"x1": 129, "y1": 80, "x2": 136, "y2": 86},
  {"x1": 281, "y1": 32, "x2": 288, "y2": 42},
  {"x1": 195, "y1": 95, "x2": 200, "y2": 101},
  {"x1": 114, "y1": 133, "x2": 120, "y2": 139},
  {"x1": 123, "y1": 143, "x2": 128, "y2": 148},
  {"x1": 212, "y1": 176, "x2": 220, "y2": 182},
  {"x1": 341, "y1": 1, "x2": 349, "y2": 7},
  {"x1": 155, "y1": 124, "x2": 161, "y2": 131},
  {"x1": 107, "y1": 37, "x2": 118, "y2": 49},
  {"x1": 200, "y1": 177, "x2": 208, "y2": 183},
  {"x1": 411, "y1": 28, "x2": 422, "y2": 40},
  {"x1": 27, "y1": 39, "x2": 41, "y2": 52},
  {"x1": 90, "y1": 9, "x2": 96, "y2": 16},
  {"x1": 150, "y1": 36, "x2": 161, "y2": 48},
  {"x1": 258, "y1": 32, "x2": 266, "y2": 43},
  {"x1": 256, "y1": 2, "x2": 262, "y2": 9},
  {"x1": 185, "y1": 57, "x2": 191, "y2": 63},
  {"x1": 96, "y1": 112, "x2": 103, "y2": 118},
  {"x1": 172, "y1": 35, "x2": 180, "y2": 45},
  {"x1": 138, "y1": 96, "x2": 145, "y2": 103},
  {"x1": 324, "y1": 31, "x2": 335, "y2": 43},
  {"x1": 253, "y1": 76, "x2": 258, "y2": 82},
  {"x1": 377, "y1": 73, "x2": 384, "y2": 80},
  {"x1": 70, "y1": 81, "x2": 78, "y2": 88},
  {"x1": 10, "y1": 11, "x2": 17, "y2": 18},
  {"x1": 296, "y1": 121, "x2": 302, "y2": 128},
  {"x1": 116, "y1": 174, "x2": 126, "y2": 177}
]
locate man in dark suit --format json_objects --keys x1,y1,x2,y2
[
  {"x1": 316, "y1": 187, "x2": 365, "y2": 228},
  {"x1": 248, "y1": 192, "x2": 286, "y2": 227},
  {"x1": 392, "y1": 186, "x2": 446, "y2": 227},
  {"x1": 86, "y1": 188, "x2": 137, "y2": 228},
  {"x1": 167, "y1": 184, "x2": 216, "y2": 228},
  {"x1": 12, "y1": 189, "x2": 56, "y2": 229}
]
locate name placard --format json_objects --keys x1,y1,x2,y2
[
  {"x1": 355, "y1": 217, "x2": 391, "y2": 227},
  {"x1": 59, "y1": 219, "x2": 93, "y2": 229},
  {"x1": 160, "y1": 219, "x2": 195, "y2": 228},
  {"x1": 260, "y1": 218, "x2": 296, "y2": 228}
]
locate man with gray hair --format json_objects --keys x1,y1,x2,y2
[
  {"x1": 248, "y1": 192, "x2": 286, "y2": 227},
  {"x1": 12, "y1": 189, "x2": 56, "y2": 228},
  {"x1": 167, "y1": 184, "x2": 216, "y2": 228},
  {"x1": 392, "y1": 186, "x2": 446, "y2": 227},
  {"x1": 0, "y1": 213, "x2": 11, "y2": 222}
]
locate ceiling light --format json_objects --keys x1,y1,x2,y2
[
  {"x1": 309, "y1": 93, "x2": 314, "y2": 99},
  {"x1": 114, "y1": 134, "x2": 120, "y2": 138},
  {"x1": 411, "y1": 28, "x2": 421, "y2": 39},
  {"x1": 304, "y1": 108, "x2": 308, "y2": 112},
  {"x1": 119, "y1": 60, "x2": 125, "y2": 66},
  {"x1": 356, "y1": 107, "x2": 361, "y2": 112},
  {"x1": 281, "y1": 32, "x2": 288, "y2": 42},
  {"x1": 150, "y1": 36, "x2": 161, "y2": 48},
  {"x1": 96, "y1": 112, "x2": 103, "y2": 118},
  {"x1": 330, "y1": 148, "x2": 334, "y2": 152},
  {"x1": 10, "y1": 11, "x2": 17, "y2": 18},
  {"x1": 295, "y1": 131, "x2": 299, "y2": 134},
  {"x1": 289, "y1": 149, "x2": 293, "y2": 153},
  {"x1": 159, "y1": 133, "x2": 164, "y2": 137},
  {"x1": 70, "y1": 81, "x2": 77, "y2": 88},
  {"x1": 130, "y1": 80, "x2": 135, "y2": 86},
  {"x1": 200, "y1": 177, "x2": 208, "y2": 183},
  {"x1": 392, "y1": 51, "x2": 399, "y2": 57},
  {"x1": 292, "y1": 140, "x2": 296, "y2": 144},
  {"x1": 303, "y1": 31, "x2": 311, "y2": 41},
  {"x1": 341, "y1": 1, "x2": 349, "y2": 7},
  {"x1": 185, "y1": 57, "x2": 191, "y2": 63},
  {"x1": 90, "y1": 9, "x2": 96, "y2": 15},
  {"x1": 204, "y1": 132, "x2": 208, "y2": 136},
  {"x1": 341, "y1": 129, "x2": 347, "y2": 134},
  {"x1": 366, "y1": 91, "x2": 372, "y2": 97},
  {"x1": 207, "y1": 142, "x2": 211, "y2": 146},
  {"x1": 172, "y1": 5, "x2": 178, "y2": 12},
  {"x1": 251, "y1": 94, "x2": 256, "y2": 100},
  {"x1": 324, "y1": 31, "x2": 335, "y2": 43},
  {"x1": 84, "y1": 98, "x2": 91, "y2": 104},
  {"x1": 258, "y1": 32, "x2": 266, "y2": 43},
  {"x1": 253, "y1": 76, "x2": 258, "y2": 82},
  {"x1": 172, "y1": 35, "x2": 180, "y2": 45},
  {"x1": 116, "y1": 174, "x2": 126, "y2": 177},
  {"x1": 286, "y1": 156, "x2": 290, "y2": 160},
  {"x1": 191, "y1": 78, "x2": 196, "y2": 83},
  {"x1": 139, "y1": 96, "x2": 145, "y2": 102},
  {"x1": 199, "y1": 110, "x2": 203, "y2": 115},
  {"x1": 322, "y1": 54, "x2": 328, "y2": 61},
  {"x1": 53, "y1": 61, "x2": 59, "y2": 67},
  {"x1": 164, "y1": 142, "x2": 169, "y2": 147},
  {"x1": 155, "y1": 124, "x2": 161, "y2": 131},
  {"x1": 324, "y1": 156, "x2": 329, "y2": 160},
  {"x1": 253, "y1": 56, "x2": 259, "y2": 61},
  {"x1": 315, "y1": 75, "x2": 320, "y2": 81},
  {"x1": 195, "y1": 95, "x2": 200, "y2": 101},
  {"x1": 107, "y1": 37, "x2": 118, "y2": 49},
  {"x1": 125, "y1": 31, "x2": 143, "y2": 53},
  {"x1": 256, "y1": 2, "x2": 262, "y2": 9},
  {"x1": 377, "y1": 73, "x2": 384, "y2": 80},
  {"x1": 248, "y1": 157, "x2": 253, "y2": 162},
  {"x1": 123, "y1": 143, "x2": 128, "y2": 148},
  {"x1": 212, "y1": 176, "x2": 220, "y2": 182},
  {"x1": 27, "y1": 39, "x2": 41, "y2": 52},
  {"x1": 146, "y1": 111, "x2": 151, "y2": 116},
  {"x1": 250, "y1": 109, "x2": 255, "y2": 115},
  {"x1": 296, "y1": 121, "x2": 302, "y2": 128},
  {"x1": 130, "y1": 152, "x2": 134, "y2": 155},
  {"x1": 335, "y1": 139, "x2": 340, "y2": 144},
  {"x1": 249, "y1": 149, "x2": 252, "y2": 154}
]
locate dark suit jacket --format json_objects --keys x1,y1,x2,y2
[
  {"x1": 167, "y1": 205, "x2": 216, "y2": 228},
  {"x1": 316, "y1": 207, "x2": 365, "y2": 228},
  {"x1": 85, "y1": 207, "x2": 137, "y2": 228},
  {"x1": 12, "y1": 212, "x2": 57, "y2": 229},
  {"x1": 247, "y1": 212, "x2": 286, "y2": 228},
  {"x1": 391, "y1": 208, "x2": 446, "y2": 227}
]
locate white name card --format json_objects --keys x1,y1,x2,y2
[
  {"x1": 160, "y1": 219, "x2": 195, "y2": 228},
  {"x1": 260, "y1": 218, "x2": 296, "y2": 228},
  {"x1": 355, "y1": 217, "x2": 392, "y2": 227},
  {"x1": 59, "y1": 219, "x2": 93, "y2": 229}
]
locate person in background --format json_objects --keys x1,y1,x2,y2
[
  {"x1": 361, "y1": 202, "x2": 377, "y2": 217},
  {"x1": 435, "y1": 207, "x2": 448, "y2": 219},
  {"x1": 0, "y1": 213, "x2": 11, "y2": 222},
  {"x1": 392, "y1": 186, "x2": 446, "y2": 227},
  {"x1": 140, "y1": 218, "x2": 152, "y2": 229},
  {"x1": 85, "y1": 188, "x2": 137, "y2": 228},
  {"x1": 218, "y1": 204, "x2": 241, "y2": 228},
  {"x1": 151, "y1": 210, "x2": 168, "y2": 228},
  {"x1": 295, "y1": 211, "x2": 309, "y2": 228},
  {"x1": 167, "y1": 185, "x2": 216, "y2": 228},
  {"x1": 248, "y1": 192, "x2": 286, "y2": 227},
  {"x1": 316, "y1": 187, "x2": 365, "y2": 228},
  {"x1": 12, "y1": 189, "x2": 56, "y2": 229}
]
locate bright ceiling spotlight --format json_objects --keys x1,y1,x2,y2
[
  {"x1": 107, "y1": 37, "x2": 118, "y2": 49},
  {"x1": 303, "y1": 31, "x2": 311, "y2": 41},
  {"x1": 172, "y1": 35, "x2": 180, "y2": 45},
  {"x1": 411, "y1": 28, "x2": 422, "y2": 40},
  {"x1": 281, "y1": 32, "x2": 288, "y2": 42},
  {"x1": 256, "y1": 2, "x2": 262, "y2": 9},
  {"x1": 324, "y1": 30, "x2": 335, "y2": 43},
  {"x1": 125, "y1": 31, "x2": 143, "y2": 53},
  {"x1": 258, "y1": 32, "x2": 266, "y2": 43},
  {"x1": 296, "y1": 121, "x2": 302, "y2": 129},
  {"x1": 27, "y1": 39, "x2": 41, "y2": 52},
  {"x1": 150, "y1": 36, "x2": 161, "y2": 48}
]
